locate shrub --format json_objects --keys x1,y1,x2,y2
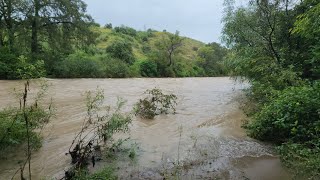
[
  {"x1": 140, "y1": 60, "x2": 158, "y2": 77},
  {"x1": 114, "y1": 26, "x2": 137, "y2": 37},
  {"x1": 134, "y1": 88, "x2": 177, "y2": 119},
  {"x1": 128, "y1": 62, "x2": 141, "y2": 77},
  {"x1": 103, "y1": 58, "x2": 130, "y2": 78},
  {"x1": 106, "y1": 40, "x2": 135, "y2": 64},
  {"x1": 53, "y1": 51, "x2": 104, "y2": 78},
  {"x1": 0, "y1": 47, "x2": 18, "y2": 79},
  {"x1": 278, "y1": 142, "x2": 320, "y2": 179},
  {"x1": 137, "y1": 31, "x2": 154, "y2": 42},
  {"x1": 0, "y1": 50, "x2": 46, "y2": 79},
  {"x1": 142, "y1": 44, "x2": 151, "y2": 54},
  {"x1": 0, "y1": 80, "x2": 53, "y2": 157},
  {"x1": 104, "y1": 23, "x2": 113, "y2": 29},
  {"x1": 246, "y1": 82, "x2": 320, "y2": 143},
  {"x1": 13, "y1": 56, "x2": 46, "y2": 79},
  {"x1": 66, "y1": 88, "x2": 131, "y2": 179}
]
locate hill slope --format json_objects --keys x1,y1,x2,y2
[
  {"x1": 49, "y1": 25, "x2": 227, "y2": 78},
  {"x1": 92, "y1": 26, "x2": 205, "y2": 62}
]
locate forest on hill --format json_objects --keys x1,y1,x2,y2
[{"x1": 0, "y1": 0, "x2": 227, "y2": 79}]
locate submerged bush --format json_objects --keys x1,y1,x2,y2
[
  {"x1": 66, "y1": 88, "x2": 132, "y2": 179},
  {"x1": 134, "y1": 88, "x2": 177, "y2": 119},
  {"x1": 0, "y1": 80, "x2": 53, "y2": 157},
  {"x1": 246, "y1": 83, "x2": 320, "y2": 143}
]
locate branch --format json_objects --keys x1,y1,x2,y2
[{"x1": 42, "y1": 21, "x2": 73, "y2": 27}]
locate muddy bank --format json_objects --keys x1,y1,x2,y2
[{"x1": 0, "y1": 78, "x2": 290, "y2": 179}]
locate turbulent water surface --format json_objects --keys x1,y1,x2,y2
[{"x1": 0, "y1": 78, "x2": 290, "y2": 179}]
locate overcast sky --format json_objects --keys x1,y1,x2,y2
[{"x1": 83, "y1": 0, "x2": 232, "y2": 43}]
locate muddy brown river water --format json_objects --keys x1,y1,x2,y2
[{"x1": 0, "y1": 78, "x2": 291, "y2": 179}]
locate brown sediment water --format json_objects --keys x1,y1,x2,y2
[{"x1": 0, "y1": 78, "x2": 291, "y2": 179}]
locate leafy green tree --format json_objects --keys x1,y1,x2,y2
[
  {"x1": 293, "y1": 1, "x2": 320, "y2": 79},
  {"x1": 21, "y1": 0, "x2": 93, "y2": 54},
  {"x1": 104, "y1": 23, "x2": 113, "y2": 29},
  {"x1": 140, "y1": 60, "x2": 158, "y2": 77},
  {"x1": 103, "y1": 58, "x2": 130, "y2": 78},
  {"x1": 0, "y1": 0, "x2": 95, "y2": 77},
  {"x1": 197, "y1": 43, "x2": 228, "y2": 76},
  {"x1": 106, "y1": 39, "x2": 135, "y2": 64},
  {"x1": 114, "y1": 25, "x2": 137, "y2": 37},
  {"x1": 160, "y1": 31, "x2": 184, "y2": 66},
  {"x1": 222, "y1": 0, "x2": 312, "y2": 80}
]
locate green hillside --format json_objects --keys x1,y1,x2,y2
[
  {"x1": 93, "y1": 26, "x2": 204, "y2": 61},
  {"x1": 73, "y1": 25, "x2": 228, "y2": 78}
]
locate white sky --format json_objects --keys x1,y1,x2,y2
[{"x1": 83, "y1": 0, "x2": 248, "y2": 43}]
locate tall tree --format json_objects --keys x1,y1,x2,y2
[
  {"x1": 0, "y1": 0, "x2": 20, "y2": 51},
  {"x1": 222, "y1": 0, "x2": 314, "y2": 80},
  {"x1": 20, "y1": 0, "x2": 93, "y2": 55},
  {"x1": 160, "y1": 31, "x2": 184, "y2": 66}
]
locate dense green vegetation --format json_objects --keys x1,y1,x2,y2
[
  {"x1": 2, "y1": 0, "x2": 320, "y2": 178},
  {"x1": 223, "y1": 0, "x2": 320, "y2": 178},
  {"x1": 52, "y1": 27, "x2": 229, "y2": 78},
  {"x1": 0, "y1": 1, "x2": 228, "y2": 79}
]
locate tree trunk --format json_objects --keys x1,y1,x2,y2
[
  {"x1": 31, "y1": 0, "x2": 40, "y2": 54},
  {"x1": 4, "y1": 0, "x2": 14, "y2": 51},
  {"x1": 0, "y1": 20, "x2": 3, "y2": 48}
]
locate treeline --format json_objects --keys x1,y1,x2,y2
[
  {"x1": 51, "y1": 27, "x2": 228, "y2": 78},
  {"x1": 222, "y1": 0, "x2": 320, "y2": 178},
  {"x1": 0, "y1": 0, "x2": 228, "y2": 79}
]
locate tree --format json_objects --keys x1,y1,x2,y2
[
  {"x1": 293, "y1": 1, "x2": 320, "y2": 79},
  {"x1": 104, "y1": 23, "x2": 112, "y2": 29},
  {"x1": 23, "y1": 0, "x2": 93, "y2": 54},
  {"x1": 0, "y1": 0, "x2": 94, "y2": 56},
  {"x1": 197, "y1": 43, "x2": 228, "y2": 76},
  {"x1": 0, "y1": 0, "x2": 21, "y2": 51},
  {"x1": 222, "y1": 0, "x2": 312, "y2": 81},
  {"x1": 159, "y1": 31, "x2": 184, "y2": 66},
  {"x1": 106, "y1": 39, "x2": 135, "y2": 64},
  {"x1": 0, "y1": 0, "x2": 96, "y2": 77}
]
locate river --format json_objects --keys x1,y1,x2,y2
[{"x1": 0, "y1": 78, "x2": 290, "y2": 179}]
